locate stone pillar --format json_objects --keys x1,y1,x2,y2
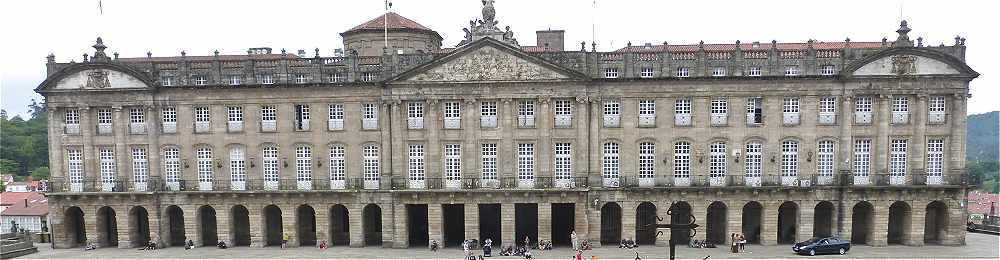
[
  {"x1": 428, "y1": 204, "x2": 443, "y2": 246},
  {"x1": 392, "y1": 204, "x2": 408, "y2": 248},
  {"x1": 282, "y1": 204, "x2": 298, "y2": 247},
  {"x1": 215, "y1": 204, "x2": 230, "y2": 246},
  {"x1": 183, "y1": 205, "x2": 200, "y2": 247},
  {"x1": 871, "y1": 201, "x2": 888, "y2": 246},
  {"x1": 348, "y1": 204, "x2": 364, "y2": 247},
  {"x1": 314, "y1": 204, "x2": 330, "y2": 246},
  {"x1": 381, "y1": 203, "x2": 395, "y2": 248},
  {"x1": 798, "y1": 201, "x2": 814, "y2": 242},
  {"x1": 875, "y1": 95, "x2": 890, "y2": 175},
  {"x1": 946, "y1": 200, "x2": 966, "y2": 245},
  {"x1": 574, "y1": 201, "x2": 590, "y2": 246},
  {"x1": 116, "y1": 206, "x2": 132, "y2": 248},
  {"x1": 501, "y1": 203, "x2": 515, "y2": 247},
  {"x1": 727, "y1": 200, "x2": 742, "y2": 247},
  {"x1": 147, "y1": 205, "x2": 162, "y2": 248},
  {"x1": 249, "y1": 204, "x2": 265, "y2": 248},
  {"x1": 621, "y1": 201, "x2": 637, "y2": 241},
  {"x1": 538, "y1": 203, "x2": 551, "y2": 243},
  {"x1": 912, "y1": 95, "x2": 928, "y2": 184},
  {"x1": 465, "y1": 203, "x2": 479, "y2": 242},
  {"x1": 691, "y1": 200, "x2": 707, "y2": 242},
  {"x1": 761, "y1": 201, "x2": 777, "y2": 245},
  {"x1": 908, "y1": 200, "x2": 926, "y2": 246}
]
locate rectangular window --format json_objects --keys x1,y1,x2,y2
[
  {"x1": 194, "y1": 75, "x2": 208, "y2": 86},
  {"x1": 709, "y1": 142, "x2": 727, "y2": 180},
  {"x1": 97, "y1": 108, "x2": 113, "y2": 134},
  {"x1": 295, "y1": 74, "x2": 308, "y2": 84},
  {"x1": 406, "y1": 102, "x2": 425, "y2": 129},
  {"x1": 712, "y1": 67, "x2": 726, "y2": 77},
  {"x1": 781, "y1": 141, "x2": 799, "y2": 179},
  {"x1": 819, "y1": 97, "x2": 837, "y2": 113},
  {"x1": 262, "y1": 147, "x2": 279, "y2": 188},
  {"x1": 328, "y1": 73, "x2": 346, "y2": 83},
  {"x1": 229, "y1": 146, "x2": 246, "y2": 183},
  {"x1": 163, "y1": 148, "x2": 180, "y2": 185},
  {"x1": 228, "y1": 75, "x2": 242, "y2": 86},
  {"x1": 99, "y1": 148, "x2": 116, "y2": 190},
  {"x1": 640, "y1": 67, "x2": 654, "y2": 78},
  {"x1": 602, "y1": 143, "x2": 620, "y2": 186},
  {"x1": 295, "y1": 105, "x2": 311, "y2": 130},
  {"x1": 517, "y1": 143, "x2": 535, "y2": 182},
  {"x1": 820, "y1": 65, "x2": 836, "y2": 75},
  {"x1": 675, "y1": 98, "x2": 692, "y2": 126},
  {"x1": 296, "y1": 146, "x2": 313, "y2": 184},
  {"x1": 129, "y1": 108, "x2": 145, "y2": 123},
  {"x1": 855, "y1": 96, "x2": 874, "y2": 124},
  {"x1": 408, "y1": 144, "x2": 425, "y2": 181},
  {"x1": 889, "y1": 139, "x2": 908, "y2": 178},
  {"x1": 97, "y1": 147, "x2": 117, "y2": 191},
  {"x1": 195, "y1": 107, "x2": 210, "y2": 122},
  {"x1": 817, "y1": 140, "x2": 836, "y2": 177},
  {"x1": 554, "y1": 143, "x2": 572, "y2": 181},
  {"x1": 443, "y1": 101, "x2": 461, "y2": 129},
  {"x1": 745, "y1": 142, "x2": 762, "y2": 178},
  {"x1": 444, "y1": 144, "x2": 462, "y2": 182},
  {"x1": 227, "y1": 106, "x2": 243, "y2": 132},
  {"x1": 604, "y1": 68, "x2": 619, "y2": 79},
  {"x1": 362, "y1": 103, "x2": 378, "y2": 130},
  {"x1": 853, "y1": 138, "x2": 872, "y2": 177},
  {"x1": 676, "y1": 67, "x2": 690, "y2": 77},
  {"x1": 328, "y1": 104, "x2": 344, "y2": 130},
  {"x1": 746, "y1": 97, "x2": 763, "y2": 125},
  {"x1": 67, "y1": 149, "x2": 84, "y2": 187},
  {"x1": 892, "y1": 96, "x2": 909, "y2": 113},
  {"x1": 783, "y1": 97, "x2": 801, "y2": 125},
  {"x1": 258, "y1": 74, "x2": 274, "y2": 85},
  {"x1": 784, "y1": 66, "x2": 800, "y2": 76},
  {"x1": 673, "y1": 142, "x2": 691, "y2": 179},
  {"x1": 161, "y1": 107, "x2": 177, "y2": 122},
  {"x1": 638, "y1": 142, "x2": 655, "y2": 179},
  {"x1": 926, "y1": 139, "x2": 945, "y2": 179},
  {"x1": 481, "y1": 143, "x2": 498, "y2": 181},
  {"x1": 65, "y1": 109, "x2": 80, "y2": 124},
  {"x1": 131, "y1": 147, "x2": 149, "y2": 185},
  {"x1": 362, "y1": 145, "x2": 380, "y2": 184},
  {"x1": 748, "y1": 67, "x2": 761, "y2": 77},
  {"x1": 710, "y1": 98, "x2": 728, "y2": 125},
  {"x1": 329, "y1": 146, "x2": 346, "y2": 182},
  {"x1": 362, "y1": 72, "x2": 376, "y2": 82},
  {"x1": 161, "y1": 76, "x2": 174, "y2": 86},
  {"x1": 554, "y1": 99, "x2": 573, "y2": 128},
  {"x1": 517, "y1": 100, "x2": 535, "y2": 127},
  {"x1": 929, "y1": 96, "x2": 946, "y2": 113},
  {"x1": 603, "y1": 100, "x2": 620, "y2": 127},
  {"x1": 480, "y1": 101, "x2": 498, "y2": 128},
  {"x1": 196, "y1": 148, "x2": 213, "y2": 188},
  {"x1": 638, "y1": 99, "x2": 656, "y2": 127}
]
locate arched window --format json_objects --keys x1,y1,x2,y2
[
  {"x1": 745, "y1": 141, "x2": 763, "y2": 178},
  {"x1": 638, "y1": 142, "x2": 656, "y2": 180}
]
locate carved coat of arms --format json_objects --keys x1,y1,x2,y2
[
  {"x1": 890, "y1": 55, "x2": 917, "y2": 76},
  {"x1": 86, "y1": 70, "x2": 111, "y2": 88}
]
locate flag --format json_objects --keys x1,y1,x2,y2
[{"x1": 99, "y1": 0, "x2": 103, "y2": 15}]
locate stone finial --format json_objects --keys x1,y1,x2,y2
[
  {"x1": 893, "y1": 20, "x2": 913, "y2": 47},
  {"x1": 46, "y1": 54, "x2": 55, "y2": 64},
  {"x1": 581, "y1": 41, "x2": 586, "y2": 51},
  {"x1": 147, "y1": 51, "x2": 152, "y2": 58},
  {"x1": 181, "y1": 50, "x2": 186, "y2": 57},
  {"x1": 91, "y1": 37, "x2": 110, "y2": 61},
  {"x1": 591, "y1": 42, "x2": 596, "y2": 52},
  {"x1": 954, "y1": 35, "x2": 961, "y2": 45},
  {"x1": 882, "y1": 38, "x2": 888, "y2": 46},
  {"x1": 627, "y1": 41, "x2": 632, "y2": 47},
  {"x1": 845, "y1": 37, "x2": 851, "y2": 43},
  {"x1": 113, "y1": 52, "x2": 119, "y2": 60},
  {"x1": 314, "y1": 48, "x2": 320, "y2": 57},
  {"x1": 83, "y1": 53, "x2": 89, "y2": 62},
  {"x1": 214, "y1": 50, "x2": 219, "y2": 57},
  {"x1": 281, "y1": 48, "x2": 286, "y2": 55},
  {"x1": 960, "y1": 38, "x2": 966, "y2": 45},
  {"x1": 698, "y1": 40, "x2": 704, "y2": 51},
  {"x1": 917, "y1": 37, "x2": 923, "y2": 47}
]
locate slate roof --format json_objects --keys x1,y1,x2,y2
[{"x1": 0, "y1": 192, "x2": 48, "y2": 216}]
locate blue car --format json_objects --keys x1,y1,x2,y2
[{"x1": 792, "y1": 237, "x2": 851, "y2": 256}]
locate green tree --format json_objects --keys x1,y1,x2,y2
[
  {"x1": 30, "y1": 166, "x2": 50, "y2": 181},
  {"x1": 0, "y1": 100, "x2": 49, "y2": 180}
]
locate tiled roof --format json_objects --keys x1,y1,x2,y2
[
  {"x1": 0, "y1": 192, "x2": 48, "y2": 216},
  {"x1": 615, "y1": 41, "x2": 886, "y2": 53},
  {"x1": 346, "y1": 12, "x2": 434, "y2": 32},
  {"x1": 968, "y1": 191, "x2": 1000, "y2": 215}
]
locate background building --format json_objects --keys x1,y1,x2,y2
[
  {"x1": 37, "y1": 1, "x2": 975, "y2": 250},
  {"x1": 1, "y1": 192, "x2": 49, "y2": 233}
]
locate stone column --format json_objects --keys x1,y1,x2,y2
[
  {"x1": 727, "y1": 200, "x2": 742, "y2": 247},
  {"x1": 501, "y1": 203, "x2": 515, "y2": 247},
  {"x1": 574, "y1": 201, "x2": 590, "y2": 246},
  {"x1": 183, "y1": 204, "x2": 200, "y2": 247},
  {"x1": 797, "y1": 200, "x2": 814, "y2": 242},
  {"x1": 248, "y1": 204, "x2": 264, "y2": 248},
  {"x1": 761, "y1": 201, "x2": 777, "y2": 245},
  {"x1": 500, "y1": 99, "x2": 515, "y2": 181},
  {"x1": 907, "y1": 200, "x2": 926, "y2": 246},
  {"x1": 426, "y1": 100, "x2": 442, "y2": 181},
  {"x1": 381, "y1": 203, "x2": 395, "y2": 248},
  {"x1": 116, "y1": 206, "x2": 132, "y2": 248},
  {"x1": 216, "y1": 204, "x2": 230, "y2": 246},
  {"x1": 691, "y1": 200, "x2": 707, "y2": 242},
  {"x1": 537, "y1": 98, "x2": 552, "y2": 180},
  {"x1": 945, "y1": 200, "x2": 966, "y2": 246},
  {"x1": 839, "y1": 200, "x2": 853, "y2": 243},
  {"x1": 465, "y1": 203, "x2": 479, "y2": 242},
  {"x1": 912, "y1": 95, "x2": 928, "y2": 184},
  {"x1": 314, "y1": 204, "x2": 330, "y2": 246},
  {"x1": 428, "y1": 204, "x2": 443, "y2": 246},
  {"x1": 147, "y1": 205, "x2": 162, "y2": 248},
  {"x1": 871, "y1": 201, "x2": 888, "y2": 246},
  {"x1": 538, "y1": 203, "x2": 551, "y2": 243},
  {"x1": 282, "y1": 204, "x2": 298, "y2": 247},
  {"x1": 621, "y1": 201, "x2": 637, "y2": 241},
  {"x1": 947, "y1": 94, "x2": 968, "y2": 177},
  {"x1": 348, "y1": 204, "x2": 364, "y2": 247},
  {"x1": 655, "y1": 200, "x2": 672, "y2": 247},
  {"x1": 875, "y1": 95, "x2": 890, "y2": 176},
  {"x1": 391, "y1": 204, "x2": 407, "y2": 249}
]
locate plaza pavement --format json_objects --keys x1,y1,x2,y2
[{"x1": 21, "y1": 233, "x2": 999, "y2": 259}]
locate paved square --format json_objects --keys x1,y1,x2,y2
[{"x1": 21, "y1": 233, "x2": 999, "y2": 259}]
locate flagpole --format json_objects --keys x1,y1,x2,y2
[{"x1": 384, "y1": 0, "x2": 389, "y2": 49}]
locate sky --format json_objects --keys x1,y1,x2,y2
[{"x1": 1, "y1": 0, "x2": 997, "y2": 117}]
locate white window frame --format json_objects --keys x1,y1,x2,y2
[
  {"x1": 328, "y1": 73, "x2": 346, "y2": 83},
  {"x1": 820, "y1": 65, "x2": 836, "y2": 76},
  {"x1": 674, "y1": 98, "x2": 692, "y2": 126},
  {"x1": 227, "y1": 106, "x2": 243, "y2": 132},
  {"x1": 97, "y1": 108, "x2": 113, "y2": 134},
  {"x1": 819, "y1": 97, "x2": 837, "y2": 125},
  {"x1": 131, "y1": 147, "x2": 149, "y2": 191},
  {"x1": 295, "y1": 104, "x2": 311, "y2": 131},
  {"x1": 745, "y1": 141, "x2": 763, "y2": 186},
  {"x1": 928, "y1": 96, "x2": 947, "y2": 124},
  {"x1": 196, "y1": 147, "x2": 213, "y2": 190},
  {"x1": 64, "y1": 109, "x2": 81, "y2": 134},
  {"x1": 362, "y1": 72, "x2": 376, "y2": 82},
  {"x1": 129, "y1": 108, "x2": 146, "y2": 134},
  {"x1": 228, "y1": 75, "x2": 241, "y2": 86},
  {"x1": 889, "y1": 139, "x2": 908, "y2": 185},
  {"x1": 710, "y1": 98, "x2": 728, "y2": 126},
  {"x1": 407, "y1": 102, "x2": 425, "y2": 129},
  {"x1": 362, "y1": 103, "x2": 379, "y2": 130},
  {"x1": 926, "y1": 139, "x2": 945, "y2": 184},
  {"x1": 261, "y1": 105, "x2": 277, "y2": 132},
  {"x1": 517, "y1": 100, "x2": 536, "y2": 128},
  {"x1": 853, "y1": 138, "x2": 872, "y2": 182},
  {"x1": 481, "y1": 143, "x2": 498, "y2": 186},
  {"x1": 604, "y1": 68, "x2": 619, "y2": 79},
  {"x1": 229, "y1": 146, "x2": 246, "y2": 190},
  {"x1": 784, "y1": 66, "x2": 800, "y2": 76},
  {"x1": 673, "y1": 142, "x2": 692, "y2": 186},
  {"x1": 817, "y1": 140, "x2": 836, "y2": 184},
  {"x1": 709, "y1": 142, "x2": 727, "y2": 179},
  {"x1": 328, "y1": 104, "x2": 345, "y2": 131},
  {"x1": 329, "y1": 146, "x2": 347, "y2": 187},
  {"x1": 676, "y1": 67, "x2": 690, "y2": 78},
  {"x1": 746, "y1": 97, "x2": 763, "y2": 125},
  {"x1": 408, "y1": 144, "x2": 425, "y2": 183},
  {"x1": 602, "y1": 142, "x2": 620, "y2": 187},
  {"x1": 443, "y1": 101, "x2": 461, "y2": 129},
  {"x1": 891, "y1": 96, "x2": 910, "y2": 124},
  {"x1": 67, "y1": 149, "x2": 84, "y2": 191},
  {"x1": 362, "y1": 145, "x2": 380, "y2": 189},
  {"x1": 99, "y1": 148, "x2": 116, "y2": 191},
  {"x1": 638, "y1": 99, "x2": 656, "y2": 127},
  {"x1": 554, "y1": 100, "x2": 573, "y2": 128},
  {"x1": 163, "y1": 147, "x2": 180, "y2": 190},
  {"x1": 712, "y1": 67, "x2": 726, "y2": 77},
  {"x1": 444, "y1": 144, "x2": 462, "y2": 188},
  {"x1": 747, "y1": 67, "x2": 762, "y2": 77},
  {"x1": 603, "y1": 100, "x2": 621, "y2": 128},
  {"x1": 262, "y1": 146, "x2": 279, "y2": 189},
  {"x1": 295, "y1": 74, "x2": 308, "y2": 84},
  {"x1": 782, "y1": 97, "x2": 801, "y2": 125},
  {"x1": 161, "y1": 76, "x2": 174, "y2": 86},
  {"x1": 194, "y1": 75, "x2": 208, "y2": 86},
  {"x1": 480, "y1": 101, "x2": 498, "y2": 128},
  {"x1": 637, "y1": 142, "x2": 656, "y2": 182},
  {"x1": 194, "y1": 106, "x2": 211, "y2": 133},
  {"x1": 854, "y1": 96, "x2": 874, "y2": 124},
  {"x1": 640, "y1": 67, "x2": 654, "y2": 78},
  {"x1": 554, "y1": 143, "x2": 573, "y2": 184},
  {"x1": 517, "y1": 143, "x2": 535, "y2": 187},
  {"x1": 258, "y1": 74, "x2": 274, "y2": 85},
  {"x1": 296, "y1": 146, "x2": 313, "y2": 189},
  {"x1": 781, "y1": 140, "x2": 799, "y2": 186},
  {"x1": 161, "y1": 107, "x2": 177, "y2": 133}
]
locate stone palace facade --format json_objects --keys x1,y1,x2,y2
[{"x1": 37, "y1": 1, "x2": 977, "y2": 250}]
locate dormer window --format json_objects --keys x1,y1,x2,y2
[
  {"x1": 362, "y1": 72, "x2": 376, "y2": 82},
  {"x1": 676, "y1": 67, "x2": 690, "y2": 78},
  {"x1": 604, "y1": 68, "x2": 619, "y2": 79},
  {"x1": 748, "y1": 67, "x2": 762, "y2": 77},
  {"x1": 228, "y1": 75, "x2": 241, "y2": 86},
  {"x1": 712, "y1": 67, "x2": 726, "y2": 77},
  {"x1": 258, "y1": 74, "x2": 274, "y2": 85},
  {"x1": 784, "y1": 66, "x2": 800, "y2": 76},
  {"x1": 295, "y1": 74, "x2": 308, "y2": 84},
  {"x1": 328, "y1": 73, "x2": 346, "y2": 83},
  {"x1": 820, "y1": 65, "x2": 836, "y2": 76},
  {"x1": 640, "y1": 67, "x2": 654, "y2": 78},
  {"x1": 161, "y1": 76, "x2": 175, "y2": 86},
  {"x1": 194, "y1": 75, "x2": 208, "y2": 86}
]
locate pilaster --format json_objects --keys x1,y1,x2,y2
[
  {"x1": 761, "y1": 201, "x2": 777, "y2": 245},
  {"x1": 538, "y1": 203, "x2": 552, "y2": 242},
  {"x1": 428, "y1": 204, "x2": 443, "y2": 246},
  {"x1": 116, "y1": 206, "x2": 132, "y2": 248},
  {"x1": 464, "y1": 203, "x2": 479, "y2": 242},
  {"x1": 621, "y1": 201, "x2": 637, "y2": 241},
  {"x1": 871, "y1": 201, "x2": 888, "y2": 246},
  {"x1": 501, "y1": 203, "x2": 515, "y2": 247},
  {"x1": 282, "y1": 204, "x2": 298, "y2": 247},
  {"x1": 348, "y1": 204, "x2": 364, "y2": 247}
]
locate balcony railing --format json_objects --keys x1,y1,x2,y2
[{"x1": 44, "y1": 172, "x2": 968, "y2": 193}]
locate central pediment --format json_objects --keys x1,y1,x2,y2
[{"x1": 393, "y1": 38, "x2": 585, "y2": 83}]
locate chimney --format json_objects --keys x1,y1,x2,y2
[
  {"x1": 536, "y1": 29, "x2": 565, "y2": 51},
  {"x1": 24, "y1": 199, "x2": 28, "y2": 208}
]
